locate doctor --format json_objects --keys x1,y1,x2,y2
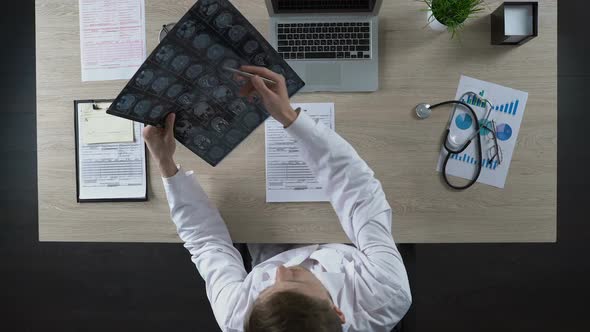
[{"x1": 143, "y1": 66, "x2": 411, "y2": 332}]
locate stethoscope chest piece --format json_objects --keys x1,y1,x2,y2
[{"x1": 415, "y1": 103, "x2": 432, "y2": 119}]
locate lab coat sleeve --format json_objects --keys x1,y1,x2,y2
[
  {"x1": 285, "y1": 111, "x2": 412, "y2": 303},
  {"x1": 163, "y1": 168, "x2": 247, "y2": 330}
]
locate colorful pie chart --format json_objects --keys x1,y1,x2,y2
[
  {"x1": 496, "y1": 123, "x2": 513, "y2": 141},
  {"x1": 455, "y1": 113, "x2": 473, "y2": 130}
]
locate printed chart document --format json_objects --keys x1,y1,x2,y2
[
  {"x1": 79, "y1": 0, "x2": 146, "y2": 81},
  {"x1": 265, "y1": 103, "x2": 335, "y2": 203},
  {"x1": 80, "y1": 104, "x2": 134, "y2": 144},
  {"x1": 436, "y1": 75, "x2": 529, "y2": 188},
  {"x1": 76, "y1": 101, "x2": 147, "y2": 201}
]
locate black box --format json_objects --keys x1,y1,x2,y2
[{"x1": 491, "y1": 2, "x2": 538, "y2": 45}]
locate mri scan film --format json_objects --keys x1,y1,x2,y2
[{"x1": 107, "y1": 0, "x2": 305, "y2": 166}]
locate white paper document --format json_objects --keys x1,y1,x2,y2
[
  {"x1": 265, "y1": 103, "x2": 335, "y2": 203},
  {"x1": 79, "y1": 0, "x2": 146, "y2": 81},
  {"x1": 436, "y1": 75, "x2": 528, "y2": 188},
  {"x1": 77, "y1": 102, "x2": 147, "y2": 201},
  {"x1": 80, "y1": 102, "x2": 134, "y2": 144}
]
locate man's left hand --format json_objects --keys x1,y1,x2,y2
[{"x1": 143, "y1": 113, "x2": 178, "y2": 178}]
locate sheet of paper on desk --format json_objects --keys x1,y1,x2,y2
[
  {"x1": 436, "y1": 75, "x2": 529, "y2": 188},
  {"x1": 78, "y1": 0, "x2": 146, "y2": 81},
  {"x1": 77, "y1": 103, "x2": 146, "y2": 200},
  {"x1": 80, "y1": 103, "x2": 134, "y2": 144},
  {"x1": 265, "y1": 103, "x2": 335, "y2": 203}
]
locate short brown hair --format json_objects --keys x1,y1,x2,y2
[{"x1": 245, "y1": 291, "x2": 342, "y2": 332}]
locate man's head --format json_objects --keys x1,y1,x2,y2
[{"x1": 245, "y1": 265, "x2": 345, "y2": 332}]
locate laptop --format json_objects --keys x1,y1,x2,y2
[{"x1": 265, "y1": 0, "x2": 383, "y2": 92}]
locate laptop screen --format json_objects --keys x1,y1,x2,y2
[{"x1": 272, "y1": 0, "x2": 376, "y2": 14}]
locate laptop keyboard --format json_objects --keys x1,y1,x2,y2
[{"x1": 276, "y1": 22, "x2": 371, "y2": 60}]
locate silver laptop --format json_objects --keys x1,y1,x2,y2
[{"x1": 265, "y1": 0, "x2": 383, "y2": 92}]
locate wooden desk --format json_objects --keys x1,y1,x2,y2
[{"x1": 36, "y1": 0, "x2": 557, "y2": 243}]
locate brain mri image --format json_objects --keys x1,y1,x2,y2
[
  {"x1": 194, "y1": 135, "x2": 213, "y2": 151},
  {"x1": 252, "y1": 53, "x2": 269, "y2": 66},
  {"x1": 214, "y1": 12, "x2": 233, "y2": 29},
  {"x1": 212, "y1": 85, "x2": 233, "y2": 102},
  {"x1": 220, "y1": 58, "x2": 241, "y2": 81},
  {"x1": 175, "y1": 116, "x2": 192, "y2": 132},
  {"x1": 115, "y1": 93, "x2": 137, "y2": 112},
  {"x1": 176, "y1": 20, "x2": 197, "y2": 39},
  {"x1": 243, "y1": 40, "x2": 259, "y2": 54},
  {"x1": 166, "y1": 83, "x2": 186, "y2": 99},
  {"x1": 192, "y1": 101, "x2": 216, "y2": 118},
  {"x1": 221, "y1": 58, "x2": 239, "y2": 69},
  {"x1": 133, "y1": 99, "x2": 152, "y2": 117},
  {"x1": 228, "y1": 25, "x2": 247, "y2": 42},
  {"x1": 151, "y1": 76, "x2": 173, "y2": 94},
  {"x1": 170, "y1": 55, "x2": 190, "y2": 73},
  {"x1": 224, "y1": 128, "x2": 246, "y2": 145},
  {"x1": 177, "y1": 92, "x2": 197, "y2": 108},
  {"x1": 207, "y1": 44, "x2": 225, "y2": 60},
  {"x1": 211, "y1": 117, "x2": 230, "y2": 133},
  {"x1": 197, "y1": 73, "x2": 220, "y2": 89},
  {"x1": 107, "y1": 0, "x2": 304, "y2": 166},
  {"x1": 148, "y1": 105, "x2": 166, "y2": 121},
  {"x1": 198, "y1": 0, "x2": 220, "y2": 17},
  {"x1": 243, "y1": 112, "x2": 261, "y2": 128},
  {"x1": 192, "y1": 33, "x2": 212, "y2": 50},
  {"x1": 135, "y1": 69, "x2": 155, "y2": 88},
  {"x1": 155, "y1": 45, "x2": 176, "y2": 64},
  {"x1": 228, "y1": 99, "x2": 247, "y2": 115},
  {"x1": 185, "y1": 64, "x2": 204, "y2": 80},
  {"x1": 208, "y1": 146, "x2": 225, "y2": 160}
]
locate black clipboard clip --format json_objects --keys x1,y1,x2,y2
[{"x1": 92, "y1": 101, "x2": 104, "y2": 110}]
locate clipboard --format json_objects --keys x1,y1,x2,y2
[{"x1": 74, "y1": 99, "x2": 149, "y2": 202}]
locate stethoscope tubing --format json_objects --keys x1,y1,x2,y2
[{"x1": 429, "y1": 99, "x2": 483, "y2": 190}]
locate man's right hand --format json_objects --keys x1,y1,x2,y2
[
  {"x1": 143, "y1": 112, "x2": 178, "y2": 178},
  {"x1": 238, "y1": 65, "x2": 298, "y2": 128}
]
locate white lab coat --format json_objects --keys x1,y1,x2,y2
[{"x1": 163, "y1": 111, "x2": 412, "y2": 332}]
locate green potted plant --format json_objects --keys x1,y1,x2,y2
[{"x1": 423, "y1": 0, "x2": 486, "y2": 38}]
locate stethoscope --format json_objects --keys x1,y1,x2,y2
[{"x1": 415, "y1": 92, "x2": 492, "y2": 190}]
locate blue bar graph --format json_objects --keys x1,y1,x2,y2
[
  {"x1": 492, "y1": 99, "x2": 520, "y2": 116},
  {"x1": 450, "y1": 153, "x2": 499, "y2": 171},
  {"x1": 464, "y1": 93, "x2": 489, "y2": 109}
]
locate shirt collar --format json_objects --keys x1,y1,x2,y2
[{"x1": 314, "y1": 271, "x2": 350, "y2": 331}]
